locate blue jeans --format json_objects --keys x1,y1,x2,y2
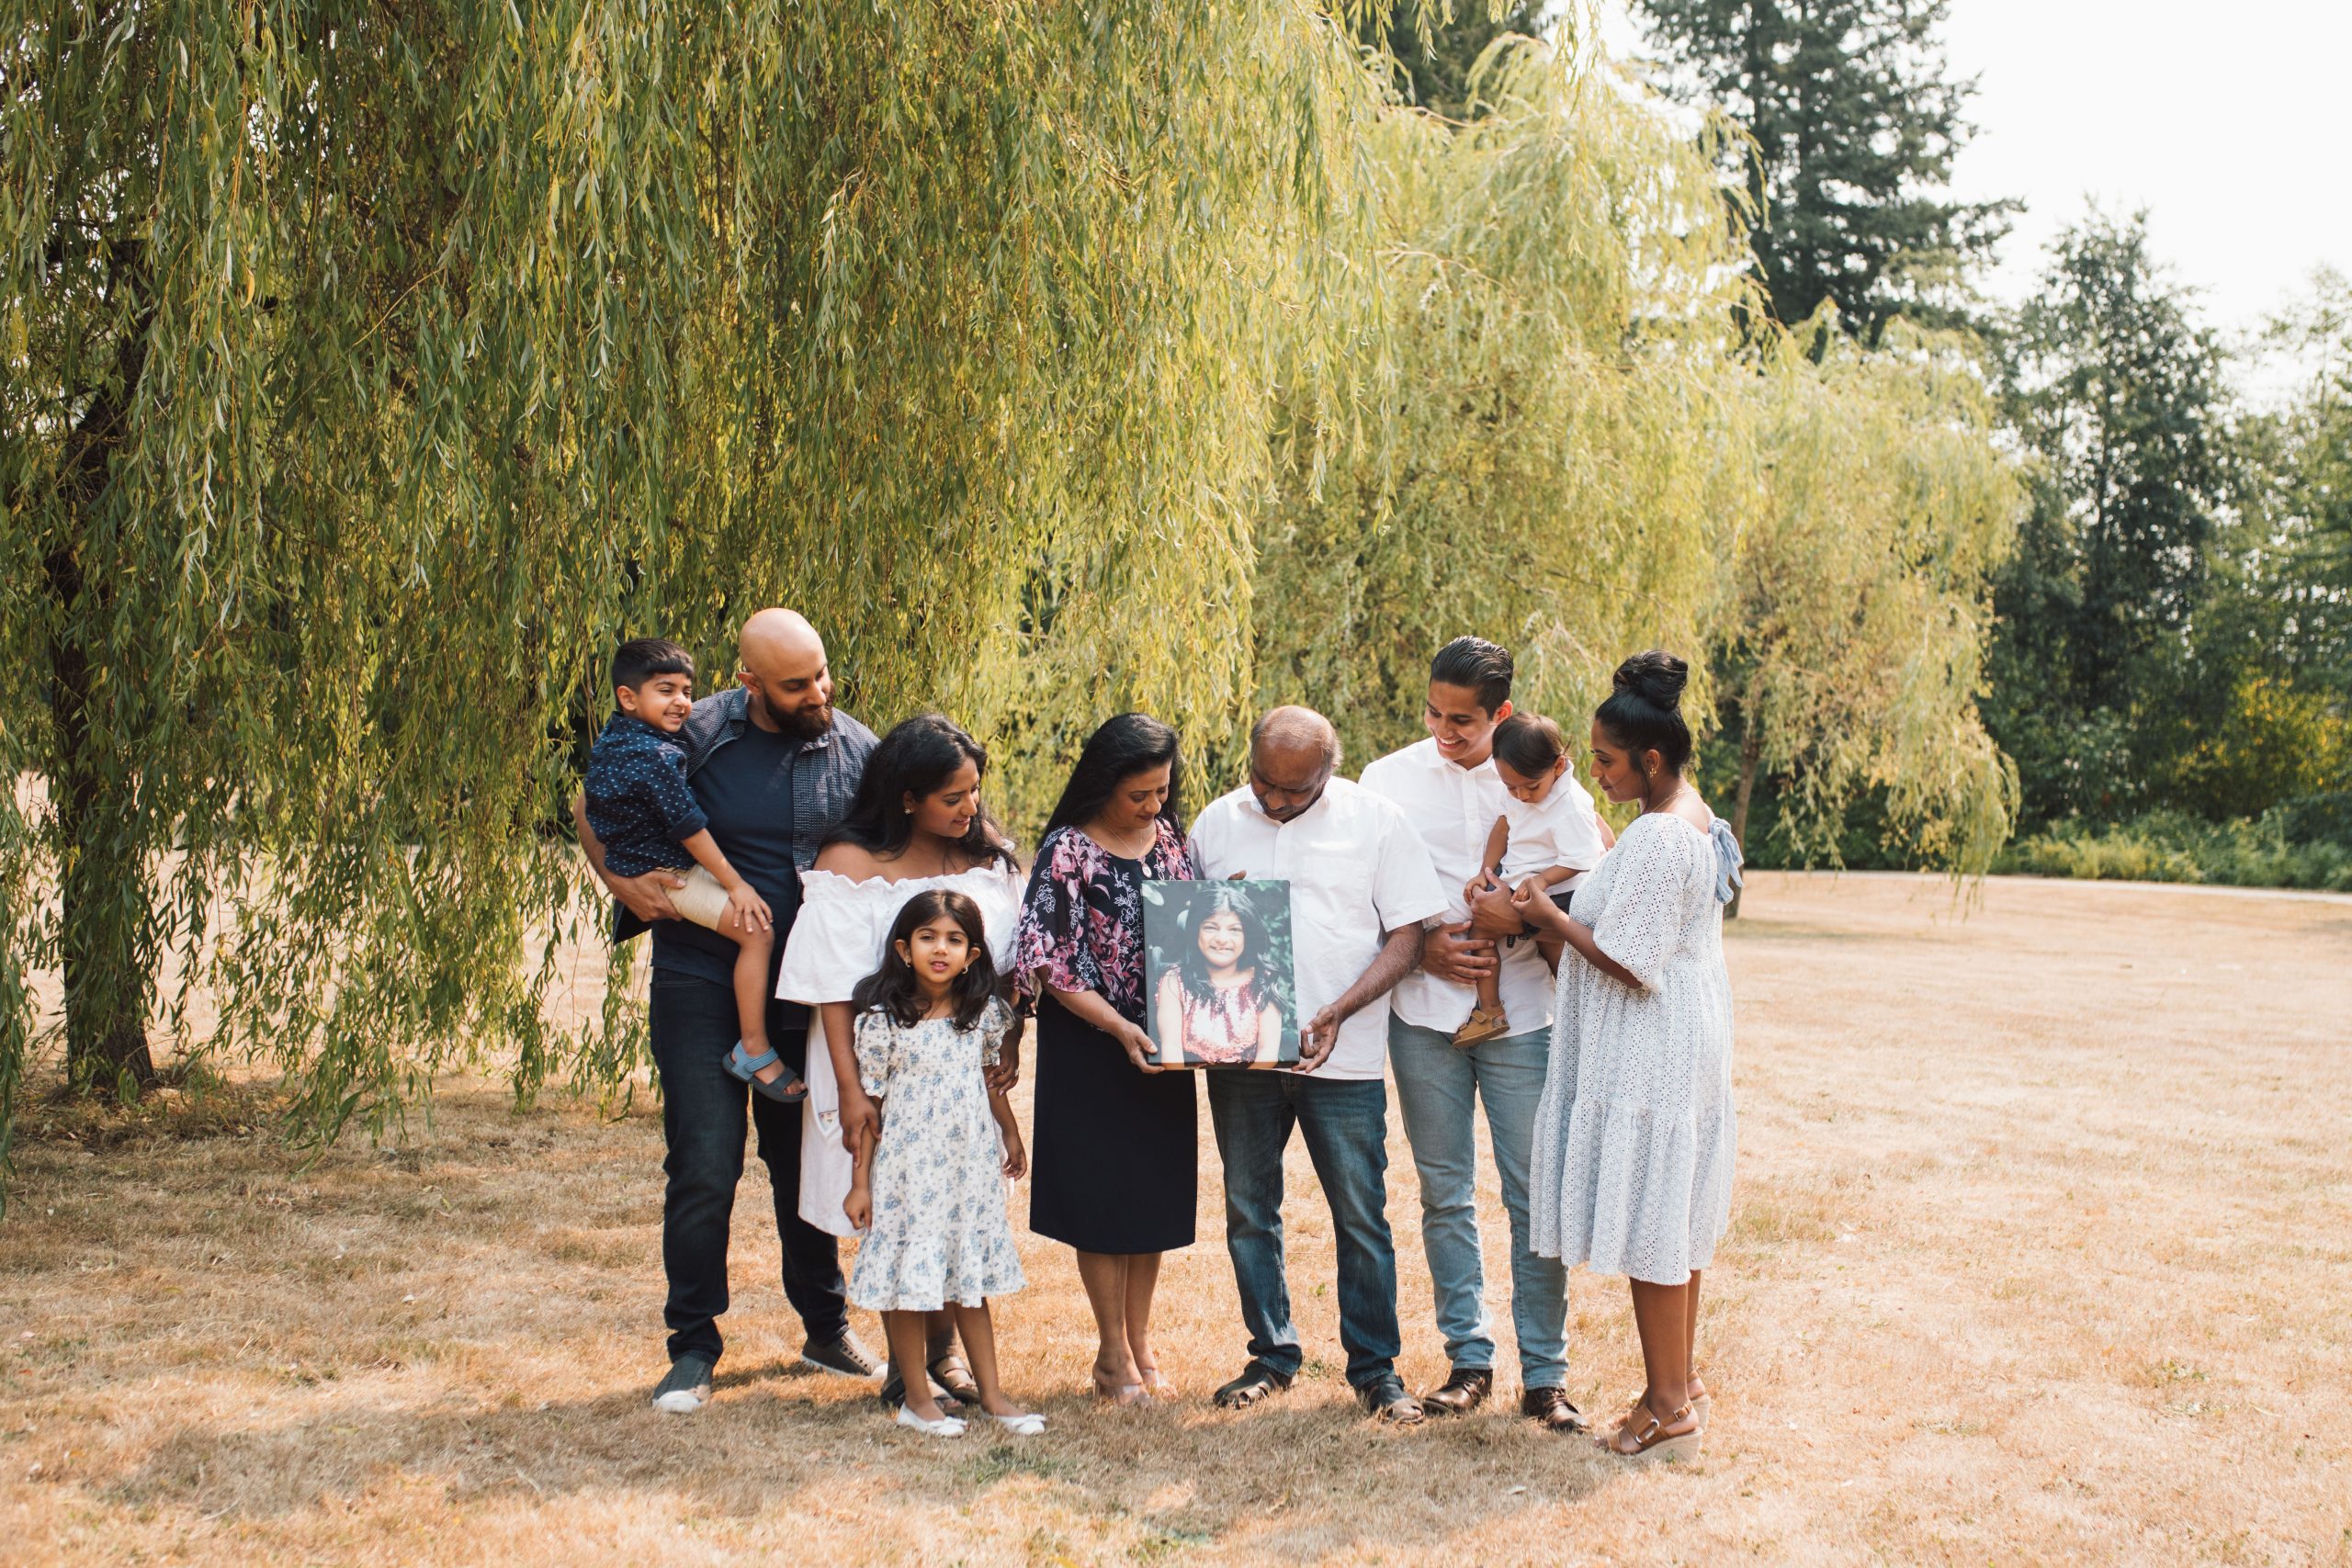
[
  {"x1": 649, "y1": 972, "x2": 848, "y2": 1366},
  {"x1": 1205, "y1": 1071, "x2": 1401, "y2": 1392},
  {"x1": 1387, "y1": 1018, "x2": 1567, "y2": 1389}
]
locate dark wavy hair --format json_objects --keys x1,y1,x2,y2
[
  {"x1": 849, "y1": 889, "x2": 1001, "y2": 1032},
  {"x1": 1492, "y1": 712, "x2": 1566, "y2": 777},
  {"x1": 1174, "y1": 883, "x2": 1272, "y2": 1004},
  {"x1": 1043, "y1": 713, "x2": 1184, "y2": 836},
  {"x1": 1430, "y1": 636, "x2": 1513, "y2": 715},
  {"x1": 1594, "y1": 649, "x2": 1692, "y2": 774},
  {"x1": 824, "y1": 714, "x2": 1013, "y2": 869}
]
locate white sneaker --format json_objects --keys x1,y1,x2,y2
[{"x1": 894, "y1": 1404, "x2": 967, "y2": 1438}]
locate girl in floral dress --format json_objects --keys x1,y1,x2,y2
[{"x1": 843, "y1": 890, "x2": 1042, "y2": 1438}]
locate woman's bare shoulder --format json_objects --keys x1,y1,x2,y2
[{"x1": 813, "y1": 840, "x2": 885, "y2": 876}]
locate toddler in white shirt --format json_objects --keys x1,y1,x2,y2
[{"x1": 1455, "y1": 713, "x2": 1610, "y2": 1046}]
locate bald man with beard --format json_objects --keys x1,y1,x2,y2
[{"x1": 575, "y1": 609, "x2": 885, "y2": 1413}]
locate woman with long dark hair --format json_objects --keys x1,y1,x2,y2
[
  {"x1": 1521, "y1": 651, "x2": 1741, "y2": 1463},
  {"x1": 1011, "y1": 712, "x2": 1199, "y2": 1404},
  {"x1": 775, "y1": 712, "x2": 1022, "y2": 1412}
]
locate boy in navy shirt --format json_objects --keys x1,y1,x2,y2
[{"x1": 584, "y1": 638, "x2": 804, "y2": 1101}]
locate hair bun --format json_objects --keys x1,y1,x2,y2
[{"x1": 1612, "y1": 649, "x2": 1689, "y2": 712}]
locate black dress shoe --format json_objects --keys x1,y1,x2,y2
[
  {"x1": 1356, "y1": 1373, "x2": 1426, "y2": 1425},
  {"x1": 1212, "y1": 1361, "x2": 1294, "y2": 1409},
  {"x1": 1420, "y1": 1366, "x2": 1492, "y2": 1416},
  {"x1": 1521, "y1": 1386, "x2": 1589, "y2": 1432}
]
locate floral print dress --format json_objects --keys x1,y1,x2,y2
[
  {"x1": 846, "y1": 997, "x2": 1025, "y2": 1312},
  {"x1": 1012, "y1": 819, "x2": 1199, "y2": 1254}
]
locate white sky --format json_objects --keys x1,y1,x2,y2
[{"x1": 1593, "y1": 0, "x2": 2350, "y2": 354}]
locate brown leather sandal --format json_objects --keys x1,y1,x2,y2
[{"x1": 1600, "y1": 1397, "x2": 1702, "y2": 1461}]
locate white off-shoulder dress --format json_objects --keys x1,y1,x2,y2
[
  {"x1": 775, "y1": 863, "x2": 1025, "y2": 1238},
  {"x1": 1529, "y1": 812, "x2": 1742, "y2": 1285}
]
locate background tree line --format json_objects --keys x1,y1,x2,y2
[{"x1": 1629, "y1": 0, "x2": 2352, "y2": 890}]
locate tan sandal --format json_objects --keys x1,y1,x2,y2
[
  {"x1": 1600, "y1": 1397, "x2": 1702, "y2": 1461},
  {"x1": 1453, "y1": 1007, "x2": 1510, "y2": 1048}
]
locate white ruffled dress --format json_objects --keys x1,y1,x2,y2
[
  {"x1": 1529, "y1": 812, "x2": 1742, "y2": 1286},
  {"x1": 774, "y1": 863, "x2": 1025, "y2": 1238}
]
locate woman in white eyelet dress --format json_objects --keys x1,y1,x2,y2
[
  {"x1": 1518, "y1": 649, "x2": 1739, "y2": 1462},
  {"x1": 1527, "y1": 810, "x2": 1740, "y2": 1284}
]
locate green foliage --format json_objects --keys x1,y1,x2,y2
[
  {"x1": 1998, "y1": 806, "x2": 2352, "y2": 893},
  {"x1": 1714, "y1": 318, "x2": 2021, "y2": 875},
  {"x1": 1983, "y1": 212, "x2": 2234, "y2": 825},
  {"x1": 0, "y1": 5, "x2": 2026, "y2": 1179},
  {"x1": 1, "y1": 0, "x2": 1385, "y2": 1163},
  {"x1": 1631, "y1": 0, "x2": 2014, "y2": 339},
  {"x1": 1364, "y1": 0, "x2": 1555, "y2": 120},
  {"x1": 1252, "y1": 38, "x2": 1752, "y2": 768}
]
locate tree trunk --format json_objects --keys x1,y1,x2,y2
[
  {"x1": 48, "y1": 284, "x2": 159, "y2": 1094},
  {"x1": 1726, "y1": 728, "x2": 1761, "y2": 921}
]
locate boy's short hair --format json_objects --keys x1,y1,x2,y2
[
  {"x1": 1429, "y1": 636, "x2": 1513, "y2": 715},
  {"x1": 613, "y1": 637, "x2": 695, "y2": 693}
]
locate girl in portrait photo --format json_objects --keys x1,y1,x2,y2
[{"x1": 1151, "y1": 884, "x2": 1288, "y2": 1067}]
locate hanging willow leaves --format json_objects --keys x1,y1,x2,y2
[
  {"x1": 1, "y1": 3, "x2": 2022, "y2": 1184},
  {"x1": 1715, "y1": 318, "x2": 2023, "y2": 891},
  {"x1": 0, "y1": 0, "x2": 1386, "y2": 1167},
  {"x1": 1253, "y1": 37, "x2": 1757, "y2": 766}
]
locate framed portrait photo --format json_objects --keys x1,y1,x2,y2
[{"x1": 1140, "y1": 879, "x2": 1300, "y2": 1069}]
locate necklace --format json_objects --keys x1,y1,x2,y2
[{"x1": 1086, "y1": 817, "x2": 1157, "y2": 860}]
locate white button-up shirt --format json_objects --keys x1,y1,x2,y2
[
  {"x1": 1359, "y1": 736, "x2": 1557, "y2": 1034},
  {"x1": 1187, "y1": 778, "x2": 1449, "y2": 1081}
]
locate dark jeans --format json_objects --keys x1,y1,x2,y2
[
  {"x1": 650, "y1": 972, "x2": 847, "y2": 1366},
  {"x1": 1205, "y1": 1070, "x2": 1401, "y2": 1391}
]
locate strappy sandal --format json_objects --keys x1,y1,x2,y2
[
  {"x1": 928, "y1": 1353, "x2": 982, "y2": 1408},
  {"x1": 1213, "y1": 1362, "x2": 1293, "y2": 1409},
  {"x1": 1600, "y1": 1397, "x2": 1702, "y2": 1462},
  {"x1": 1090, "y1": 1370, "x2": 1150, "y2": 1406},
  {"x1": 723, "y1": 1042, "x2": 808, "y2": 1103},
  {"x1": 1452, "y1": 1007, "x2": 1510, "y2": 1048}
]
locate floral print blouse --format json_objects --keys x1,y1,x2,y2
[{"x1": 1012, "y1": 818, "x2": 1195, "y2": 1024}]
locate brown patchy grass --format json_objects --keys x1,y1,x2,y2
[{"x1": 3, "y1": 874, "x2": 2349, "y2": 1565}]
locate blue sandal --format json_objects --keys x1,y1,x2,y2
[{"x1": 724, "y1": 1042, "x2": 808, "y2": 1103}]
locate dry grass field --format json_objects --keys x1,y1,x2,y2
[{"x1": 2, "y1": 873, "x2": 2348, "y2": 1565}]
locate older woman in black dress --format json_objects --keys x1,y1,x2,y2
[{"x1": 1012, "y1": 713, "x2": 1198, "y2": 1404}]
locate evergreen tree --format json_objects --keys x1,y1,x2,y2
[
  {"x1": 1366, "y1": 1, "x2": 1554, "y2": 119},
  {"x1": 1983, "y1": 212, "x2": 2233, "y2": 825},
  {"x1": 1633, "y1": 0, "x2": 2014, "y2": 338}
]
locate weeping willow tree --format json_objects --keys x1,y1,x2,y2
[
  {"x1": 1253, "y1": 31, "x2": 1755, "y2": 764},
  {"x1": 0, "y1": 0, "x2": 1386, "y2": 1167},
  {"x1": 1712, "y1": 318, "x2": 2021, "y2": 905}
]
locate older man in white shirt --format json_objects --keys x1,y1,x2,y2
[
  {"x1": 1360, "y1": 636, "x2": 1597, "y2": 1434},
  {"x1": 1189, "y1": 706, "x2": 1449, "y2": 1425}
]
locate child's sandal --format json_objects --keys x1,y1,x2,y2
[
  {"x1": 724, "y1": 1042, "x2": 808, "y2": 1104},
  {"x1": 1452, "y1": 1008, "x2": 1510, "y2": 1048}
]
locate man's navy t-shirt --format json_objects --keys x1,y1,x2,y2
[{"x1": 650, "y1": 722, "x2": 804, "y2": 1023}]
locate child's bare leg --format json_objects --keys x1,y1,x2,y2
[
  {"x1": 951, "y1": 1302, "x2": 1027, "y2": 1418},
  {"x1": 727, "y1": 926, "x2": 797, "y2": 1089},
  {"x1": 882, "y1": 1311, "x2": 945, "y2": 1420},
  {"x1": 1475, "y1": 967, "x2": 1503, "y2": 1017}
]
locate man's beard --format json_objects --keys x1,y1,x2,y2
[{"x1": 773, "y1": 701, "x2": 834, "y2": 742}]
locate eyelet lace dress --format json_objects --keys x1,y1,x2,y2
[{"x1": 1529, "y1": 813, "x2": 1743, "y2": 1286}]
